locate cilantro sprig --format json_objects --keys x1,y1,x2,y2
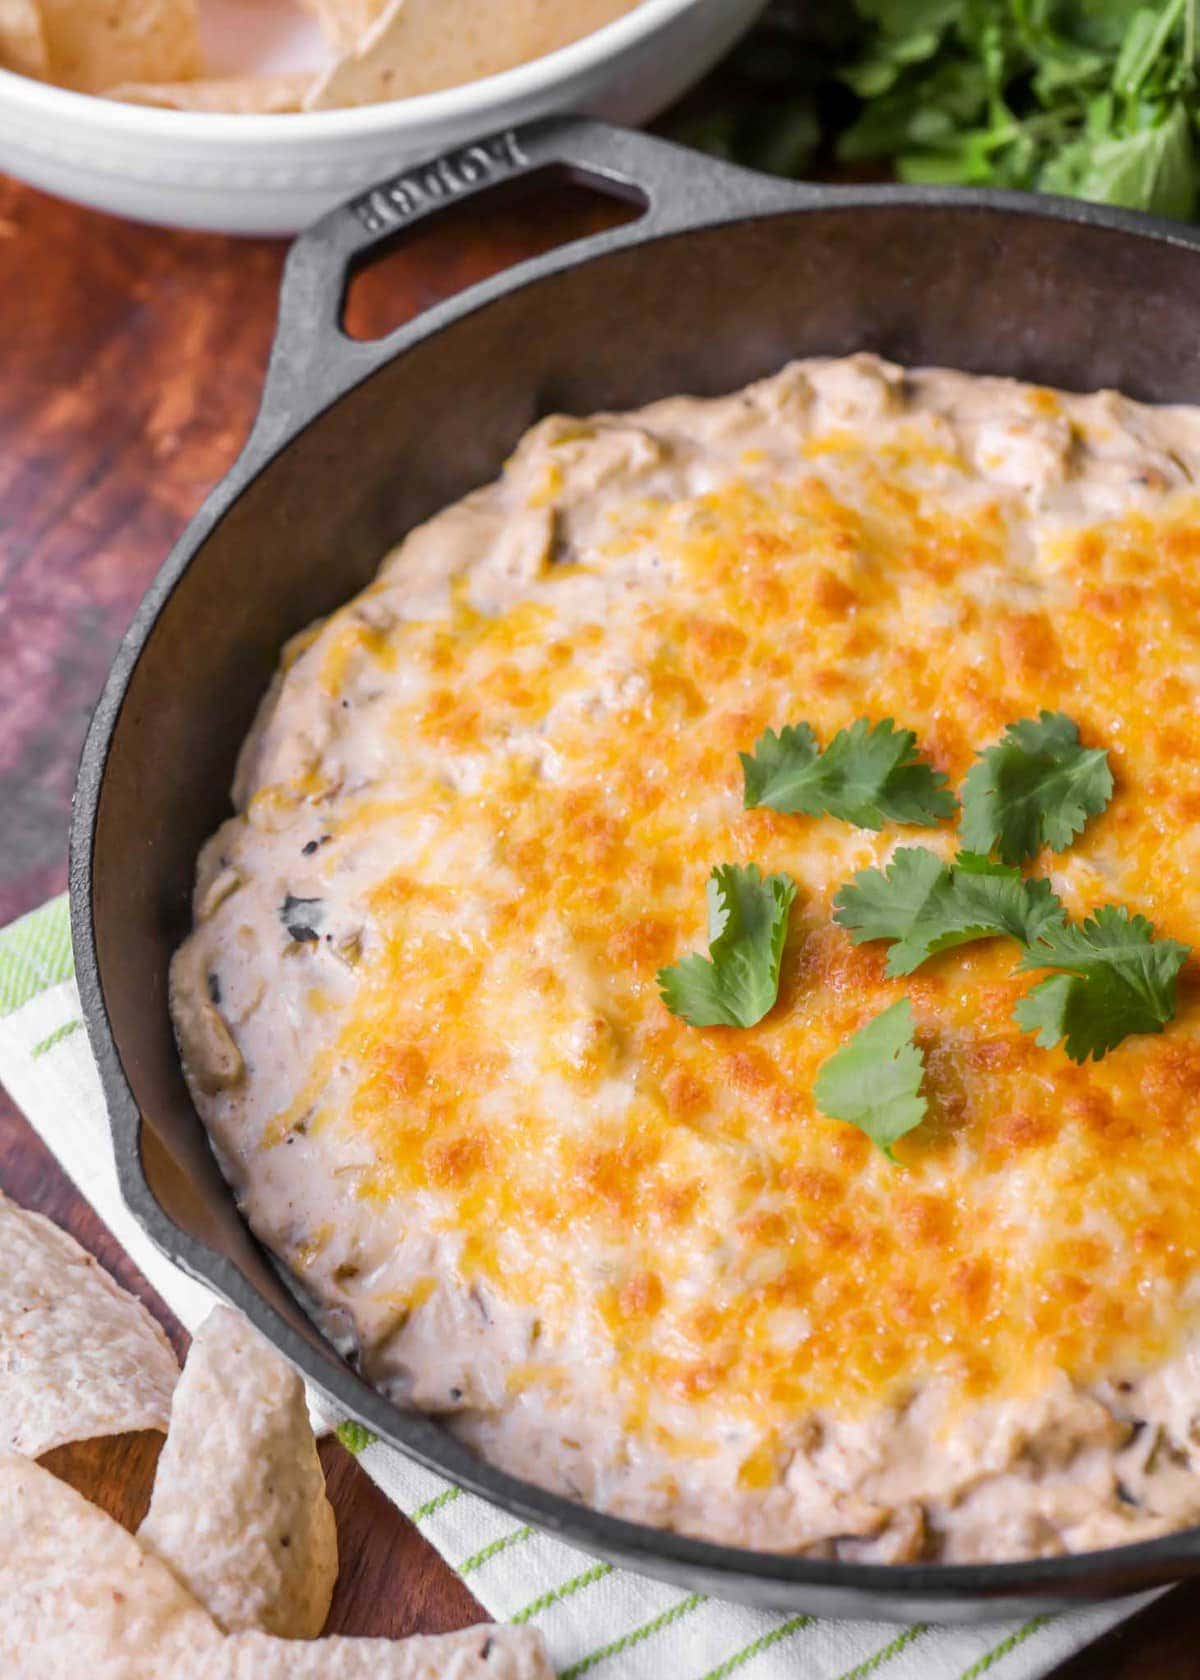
[
  {"x1": 831, "y1": 838, "x2": 1189, "y2": 1062},
  {"x1": 813, "y1": 998, "x2": 927, "y2": 1161},
  {"x1": 960, "y1": 711, "x2": 1114, "y2": 865},
  {"x1": 661, "y1": 710, "x2": 1186, "y2": 1158},
  {"x1": 834, "y1": 847, "x2": 1065, "y2": 976},
  {"x1": 1016, "y1": 906, "x2": 1191, "y2": 1063},
  {"x1": 741, "y1": 717, "x2": 957, "y2": 830},
  {"x1": 657, "y1": 864, "x2": 797, "y2": 1028}
]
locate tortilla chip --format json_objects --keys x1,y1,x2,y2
[
  {"x1": 38, "y1": 0, "x2": 201, "y2": 94},
  {"x1": 0, "y1": 0, "x2": 48, "y2": 78},
  {"x1": 107, "y1": 71, "x2": 312, "y2": 111},
  {"x1": 191, "y1": 1625, "x2": 555, "y2": 1678},
  {"x1": 0, "y1": 1451, "x2": 223, "y2": 1678},
  {"x1": 304, "y1": 0, "x2": 640, "y2": 109},
  {"x1": 0, "y1": 1453, "x2": 551, "y2": 1680},
  {"x1": 139, "y1": 1306, "x2": 337, "y2": 1639},
  {"x1": 0, "y1": 1192, "x2": 179, "y2": 1458},
  {"x1": 295, "y1": 0, "x2": 388, "y2": 54}
]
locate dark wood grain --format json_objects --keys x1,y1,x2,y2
[{"x1": 1, "y1": 168, "x2": 1199, "y2": 1673}]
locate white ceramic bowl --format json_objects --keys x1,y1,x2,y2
[{"x1": 0, "y1": 0, "x2": 765, "y2": 235}]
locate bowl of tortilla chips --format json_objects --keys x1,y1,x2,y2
[{"x1": 0, "y1": 0, "x2": 765, "y2": 234}]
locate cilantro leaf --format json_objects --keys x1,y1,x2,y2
[
  {"x1": 1071, "y1": 100, "x2": 1196, "y2": 220},
  {"x1": 658, "y1": 864, "x2": 797, "y2": 1028},
  {"x1": 960, "y1": 711, "x2": 1114, "y2": 865},
  {"x1": 1015, "y1": 905, "x2": 1191, "y2": 1062},
  {"x1": 741, "y1": 717, "x2": 957, "y2": 830},
  {"x1": 834, "y1": 847, "x2": 1065, "y2": 977},
  {"x1": 813, "y1": 998, "x2": 927, "y2": 1161}
]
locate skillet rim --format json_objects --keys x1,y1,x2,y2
[{"x1": 69, "y1": 122, "x2": 1200, "y2": 1613}]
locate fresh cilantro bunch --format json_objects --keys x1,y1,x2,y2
[
  {"x1": 668, "y1": 0, "x2": 1200, "y2": 222},
  {"x1": 838, "y1": 0, "x2": 1200, "y2": 218}
]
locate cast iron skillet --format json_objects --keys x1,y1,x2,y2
[{"x1": 71, "y1": 115, "x2": 1200, "y2": 1623}]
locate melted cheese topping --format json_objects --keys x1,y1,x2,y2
[
  {"x1": 328, "y1": 464, "x2": 1200, "y2": 1412},
  {"x1": 173, "y1": 357, "x2": 1200, "y2": 1560}
]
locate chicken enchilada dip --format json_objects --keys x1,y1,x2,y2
[{"x1": 172, "y1": 355, "x2": 1200, "y2": 1563}]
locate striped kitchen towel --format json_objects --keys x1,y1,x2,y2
[{"x1": 0, "y1": 894, "x2": 1164, "y2": 1680}]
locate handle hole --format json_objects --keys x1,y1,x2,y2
[{"x1": 341, "y1": 164, "x2": 646, "y2": 343}]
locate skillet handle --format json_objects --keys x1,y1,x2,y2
[{"x1": 252, "y1": 115, "x2": 801, "y2": 442}]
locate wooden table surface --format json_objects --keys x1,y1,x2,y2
[{"x1": 1, "y1": 163, "x2": 1199, "y2": 1675}]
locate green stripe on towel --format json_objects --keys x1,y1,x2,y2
[
  {"x1": 409, "y1": 1485, "x2": 463, "y2": 1522},
  {"x1": 957, "y1": 1616, "x2": 1050, "y2": 1679},
  {"x1": 0, "y1": 895, "x2": 72, "y2": 1016},
  {"x1": 511, "y1": 1561, "x2": 613, "y2": 1625},
  {"x1": 31, "y1": 1018, "x2": 83, "y2": 1058},
  {"x1": 458, "y1": 1526, "x2": 534, "y2": 1576},
  {"x1": 334, "y1": 1419, "x2": 377, "y2": 1454},
  {"x1": 559, "y1": 1591, "x2": 707, "y2": 1680},
  {"x1": 836, "y1": 1626, "x2": 929, "y2": 1680},
  {"x1": 697, "y1": 1614, "x2": 813, "y2": 1680}
]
